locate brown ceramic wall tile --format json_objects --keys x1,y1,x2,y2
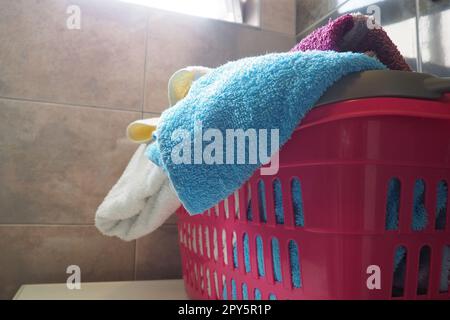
[
  {"x1": 0, "y1": 225, "x2": 135, "y2": 300},
  {"x1": 144, "y1": 9, "x2": 295, "y2": 113},
  {"x1": 164, "y1": 214, "x2": 179, "y2": 225},
  {"x1": 0, "y1": 98, "x2": 140, "y2": 224},
  {"x1": 0, "y1": 0, "x2": 147, "y2": 110},
  {"x1": 260, "y1": 0, "x2": 296, "y2": 35},
  {"x1": 233, "y1": 23, "x2": 295, "y2": 57},
  {"x1": 295, "y1": 0, "x2": 337, "y2": 37},
  {"x1": 135, "y1": 225, "x2": 182, "y2": 280}
]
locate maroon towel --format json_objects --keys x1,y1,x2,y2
[{"x1": 291, "y1": 14, "x2": 412, "y2": 71}]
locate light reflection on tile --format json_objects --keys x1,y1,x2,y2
[{"x1": 419, "y1": 0, "x2": 450, "y2": 76}]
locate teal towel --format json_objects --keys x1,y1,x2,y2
[{"x1": 146, "y1": 51, "x2": 386, "y2": 214}]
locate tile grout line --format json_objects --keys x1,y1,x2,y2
[
  {"x1": 0, "y1": 95, "x2": 141, "y2": 115},
  {"x1": 141, "y1": 8, "x2": 151, "y2": 119},
  {"x1": 0, "y1": 223, "x2": 95, "y2": 227}
]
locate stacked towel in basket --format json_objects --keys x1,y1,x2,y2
[
  {"x1": 291, "y1": 13, "x2": 411, "y2": 71},
  {"x1": 146, "y1": 50, "x2": 386, "y2": 214},
  {"x1": 96, "y1": 14, "x2": 412, "y2": 240}
]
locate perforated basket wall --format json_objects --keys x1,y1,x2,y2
[{"x1": 177, "y1": 96, "x2": 450, "y2": 300}]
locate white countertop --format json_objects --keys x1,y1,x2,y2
[{"x1": 14, "y1": 279, "x2": 188, "y2": 300}]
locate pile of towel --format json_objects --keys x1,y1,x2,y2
[
  {"x1": 291, "y1": 13, "x2": 411, "y2": 71},
  {"x1": 147, "y1": 13, "x2": 412, "y2": 216},
  {"x1": 146, "y1": 50, "x2": 386, "y2": 214},
  {"x1": 95, "y1": 144, "x2": 181, "y2": 241},
  {"x1": 95, "y1": 13, "x2": 411, "y2": 240}
]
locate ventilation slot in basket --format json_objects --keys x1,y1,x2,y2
[
  {"x1": 222, "y1": 275, "x2": 227, "y2": 300},
  {"x1": 243, "y1": 233, "x2": 251, "y2": 273},
  {"x1": 198, "y1": 225, "x2": 203, "y2": 256},
  {"x1": 194, "y1": 264, "x2": 198, "y2": 287},
  {"x1": 192, "y1": 226, "x2": 197, "y2": 254},
  {"x1": 291, "y1": 178, "x2": 304, "y2": 227},
  {"x1": 214, "y1": 204, "x2": 219, "y2": 217},
  {"x1": 273, "y1": 179, "x2": 284, "y2": 224},
  {"x1": 247, "y1": 184, "x2": 253, "y2": 221},
  {"x1": 231, "y1": 279, "x2": 237, "y2": 300},
  {"x1": 204, "y1": 226, "x2": 211, "y2": 259},
  {"x1": 256, "y1": 235, "x2": 265, "y2": 277},
  {"x1": 213, "y1": 228, "x2": 218, "y2": 261},
  {"x1": 271, "y1": 237, "x2": 282, "y2": 282},
  {"x1": 224, "y1": 198, "x2": 230, "y2": 219},
  {"x1": 232, "y1": 231, "x2": 238, "y2": 268},
  {"x1": 412, "y1": 179, "x2": 427, "y2": 231},
  {"x1": 214, "y1": 271, "x2": 219, "y2": 298},
  {"x1": 187, "y1": 224, "x2": 192, "y2": 251},
  {"x1": 269, "y1": 293, "x2": 277, "y2": 300},
  {"x1": 183, "y1": 224, "x2": 188, "y2": 247},
  {"x1": 200, "y1": 266, "x2": 204, "y2": 292},
  {"x1": 222, "y1": 229, "x2": 228, "y2": 265},
  {"x1": 258, "y1": 180, "x2": 267, "y2": 223},
  {"x1": 206, "y1": 269, "x2": 211, "y2": 297},
  {"x1": 386, "y1": 178, "x2": 401, "y2": 230},
  {"x1": 242, "y1": 283, "x2": 248, "y2": 300},
  {"x1": 392, "y1": 246, "x2": 407, "y2": 297},
  {"x1": 436, "y1": 180, "x2": 448, "y2": 230},
  {"x1": 417, "y1": 246, "x2": 431, "y2": 295},
  {"x1": 254, "y1": 288, "x2": 262, "y2": 300},
  {"x1": 234, "y1": 190, "x2": 240, "y2": 219},
  {"x1": 289, "y1": 240, "x2": 301, "y2": 288},
  {"x1": 440, "y1": 245, "x2": 450, "y2": 293}
]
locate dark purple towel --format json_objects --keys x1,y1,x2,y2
[{"x1": 291, "y1": 14, "x2": 412, "y2": 71}]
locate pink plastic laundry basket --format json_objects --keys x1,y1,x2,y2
[{"x1": 176, "y1": 71, "x2": 450, "y2": 300}]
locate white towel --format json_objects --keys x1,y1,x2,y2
[{"x1": 95, "y1": 144, "x2": 180, "y2": 241}]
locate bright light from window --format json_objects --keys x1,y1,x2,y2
[
  {"x1": 122, "y1": 0, "x2": 243, "y2": 23},
  {"x1": 338, "y1": 0, "x2": 381, "y2": 13}
]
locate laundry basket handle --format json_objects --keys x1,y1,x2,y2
[{"x1": 424, "y1": 77, "x2": 450, "y2": 94}]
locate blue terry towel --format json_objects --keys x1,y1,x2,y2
[{"x1": 146, "y1": 51, "x2": 386, "y2": 214}]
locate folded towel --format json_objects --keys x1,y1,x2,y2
[
  {"x1": 95, "y1": 144, "x2": 180, "y2": 241},
  {"x1": 146, "y1": 51, "x2": 386, "y2": 214},
  {"x1": 291, "y1": 14, "x2": 412, "y2": 72},
  {"x1": 168, "y1": 66, "x2": 212, "y2": 107},
  {"x1": 127, "y1": 67, "x2": 212, "y2": 145},
  {"x1": 96, "y1": 67, "x2": 212, "y2": 240},
  {"x1": 127, "y1": 118, "x2": 160, "y2": 144}
]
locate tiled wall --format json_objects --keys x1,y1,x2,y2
[
  {"x1": 296, "y1": 0, "x2": 450, "y2": 76},
  {"x1": 0, "y1": 0, "x2": 295, "y2": 299}
]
